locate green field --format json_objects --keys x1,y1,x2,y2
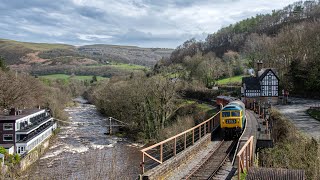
[
  {"x1": 39, "y1": 74, "x2": 107, "y2": 81},
  {"x1": 216, "y1": 75, "x2": 245, "y2": 85},
  {"x1": 86, "y1": 63, "x2": 148, "y2": 71},
  {"x1": 109, "y1": 63, "x2": 147, "y2": 70}
]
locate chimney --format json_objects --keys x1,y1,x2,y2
[
  {"x1": 9, "y1": 108, "x2": 18, "y2": 116},
  {"x1": 256, "y1": 61, "x2": 263, "y2": 77}
]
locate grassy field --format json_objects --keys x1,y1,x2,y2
[
  {"x1": 216, "y1": 75, "x2": 245, "y2": 85},
  {"x1": 39, "y1": 74, "x2": 107, "y2": 81},
  {"x1": 87, "y1": 63, "x2": 148, "y2": 71},
  {"x1": 109, "y1": 63, "x2": 147, "y2": 70},
  {"x1": 180, "y1": 100, "x2": 217, "y2": 116}
]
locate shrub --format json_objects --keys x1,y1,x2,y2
[{"x1": 259, "y1": 109, "x2": 320, "y2": 179}]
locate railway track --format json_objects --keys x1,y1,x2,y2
[{"x1": 184, "y1": 139, "x2": 237, "y2": 180}]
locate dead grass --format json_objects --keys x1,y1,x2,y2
[{"x1": 159, "y1": 115, "x2": 195, "y2": 140}]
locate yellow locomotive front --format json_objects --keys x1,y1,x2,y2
[{"x1": 220, "y1": 100, "x2": 246, "y2": 138}]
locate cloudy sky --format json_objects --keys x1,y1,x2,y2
[{"x1": 0, "y1": 0, "x2": 298, "y2": 48}]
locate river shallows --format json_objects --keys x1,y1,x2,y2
[{"x1": 23, "y1": 99, "x2": 141, "y2": 179}]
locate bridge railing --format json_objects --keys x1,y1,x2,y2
[
  {"x1": 140, "y1": 112, "x2": 220, "y2": 174},
  {"x1": 237, "y1": 136, "x2": 254, "y2": 180}
]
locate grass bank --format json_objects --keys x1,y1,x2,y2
[
  {"x1": 216, "y1": 75, "x2": 245, "y2": 85},
  {"x1": 259, "y1": 109, "x2": 320, "y2": 179}
]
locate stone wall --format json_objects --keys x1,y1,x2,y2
[
  {"x1": 143, "y1": 133, "x2": 212, "y2": 179},
  {"x1": 19, "y1": 137, "x2": 51, "y2": 172}
]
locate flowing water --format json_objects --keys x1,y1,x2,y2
[{"x1": 22, "y1": 98, "x2": 141, "y2": 179}]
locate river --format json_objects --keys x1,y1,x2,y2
[{"x1": 22, "y1": 98, "x2": 141, "y2": 179}]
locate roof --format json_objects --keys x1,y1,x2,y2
[
  {"x1": 243, "y1": 68, "x2": 279, "y2": 90},
  {"x1": 247, "y1": 167, "x2": 305, "y2": 180},
  {"x1": 222, "y1": 105, "x2": 242, "y2": 111},
  {"x1": 242, "y1": 77, "x2": 260, "y2": 90},
  {"x1": 0, "y1": 109, "x2": 44, "y2": 121},
  {"x1": 258, "y1": 68, "x2": 279, "y2": 80}
]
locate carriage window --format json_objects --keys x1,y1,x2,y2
[
  {"x1": 222, "y1": 112, "x2": 230, "y2": 117},
  {"x1": 231, "y1": 111, "x2": 240, "y2": 117}
]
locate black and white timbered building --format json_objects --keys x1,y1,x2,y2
[{"x1": 241, "y1": 63, "x2": 280, "y2": 108}]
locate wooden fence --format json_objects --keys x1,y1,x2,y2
[
  {"x1": 140, "y1": 112, "x2": 220, "y2": 174},
  {"x1": 237, "y1": 136, "x2": 254, "y2": 180}
]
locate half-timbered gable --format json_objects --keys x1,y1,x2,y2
[
  {"x1": 241, "y1": 67, "x2": 280, "y2": 107},
  {"x1": 259, "y1": 69, "x2": 279, "y2": 97}
]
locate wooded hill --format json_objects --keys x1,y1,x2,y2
[
  {"x1": 165, "y1": 0, "x2": 320, "y2": 97},
  {"x1": 0, "y1": 39, "x2": 173, "y2": 67}
]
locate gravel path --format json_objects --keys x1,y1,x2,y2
[{"x1": 275, "y1": 97, "x2": 320, "y2": 140}]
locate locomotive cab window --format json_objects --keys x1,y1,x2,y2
[
  {"x1": 222, "y1": 112, "x2": 230, "y2": 117},
  {"x1": 231, "y1": 111, "x2": 240, "y2": 117}
]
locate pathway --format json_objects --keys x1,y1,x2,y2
[{"x1": 275, "y1": 97, "x2": 320, "y2": 140}]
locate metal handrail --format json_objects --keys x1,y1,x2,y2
[
  {"x1": 237, "y1": 135, "x2": 254, "y2": 180},
  {"x1": 140, "y1": 111, "x2": 220, "y2": 174}
]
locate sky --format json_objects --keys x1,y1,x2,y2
[{"x1": 0, "y1": 0, "x2": 298, "y2": 48}]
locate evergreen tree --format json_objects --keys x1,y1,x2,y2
[{"x1": 0, "y1": 56, "x2": 9, "y2": 71}]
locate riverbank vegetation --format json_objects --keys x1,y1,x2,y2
[
  {"x1": 88, "y1": 72, "x2": 218, "y2": 142},
  {"x1": 0, "y1": 58, "x2": 89, "y2": 121},
  {"x1": 307, "y1": 108, "x2": 320, "y2": 121},
  {"x1": 259, "y1": 109, "x2": 320, "y2": 179}
]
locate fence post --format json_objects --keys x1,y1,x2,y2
[
  {"x1": 246, "y1": 146, "x2": 249, "y2": 170},
  {"x1": 192, "y1": 129, "x2": 194, "y2": 145},
  {"x1": 184, "y1": 133, "x2": 187, "y2": 149},
  {"x1": 160, "y1": 144, "x2": 163, "y2": 163},
  {"x1": 142, "y1": 152, "x2": 145, "y2": 174},
  {"x1": 238, "y1": 155, "x2": 240, "y2": 180},
  {"x1": 204, "y1": 122, "x2": 207, "y2": 135},
  {"x1": 199, "y1": 126, "x2": 201, "y2": 139},
  {"x1": 174, "y1": 138, "x2": 177, "y2": 156},
  {"x1": 250, "y1": 139, "x2": 253, "y2": 165}
]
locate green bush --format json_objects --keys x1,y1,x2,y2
[{"x1": 0, "y1": 146, "x2": 7, "y2": 155}]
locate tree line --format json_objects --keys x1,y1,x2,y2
[{"x1": 167, "y1": 0, "x2": 320, "y2": 97}]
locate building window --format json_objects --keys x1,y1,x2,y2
[
  {"x1": 3, "y1": 123, "x2": 13, "y2": 130},
  {"x1": 3, "y1": 134, "x2": 13, "y2": 141}
]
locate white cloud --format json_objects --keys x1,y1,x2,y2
[
  {"x1": 77, "y1": 34, "x2": 113, "y2": 41},
  {"x1": 0, "y1": 0, "x2": 299, "y2": 48}
]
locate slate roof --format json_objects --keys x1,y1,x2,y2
[
  {"x1": 242, "y1": 76, "x2": 260, "y2": 90},
  {"x1": 243, "y1": 68, "x2": 279, "y2": 91},
  {"x1": 258, "y1": 68, "x2": 279, "y2": 80},
  {"x1": 0, "y1": 109, "x2": 44, "y2": 121}
]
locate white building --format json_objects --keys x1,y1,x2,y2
[{"x1": 0, "y1": 108, "x2": 57, "y2": 155}]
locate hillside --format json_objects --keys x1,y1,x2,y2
[
  {"x1": 163, "y1": 0, "x2": 320, "y2": 97},
  {"x1": 78, "y1": 44, "x2": 173, "y2": 66},
  {"x1": 0, "y1": 39, "x2": 173, "y2": 68}
]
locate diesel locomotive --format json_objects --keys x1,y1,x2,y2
[{"x1": 217, "y1": 96, "x2": 246, "y2": 138}]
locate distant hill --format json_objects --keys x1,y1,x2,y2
[
  {"x1": 0, "y1": 39, "x2": 173, "y2": 68},
  {"x1": 77, "y1": 44, "x2": 173, "y2": 66}
]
